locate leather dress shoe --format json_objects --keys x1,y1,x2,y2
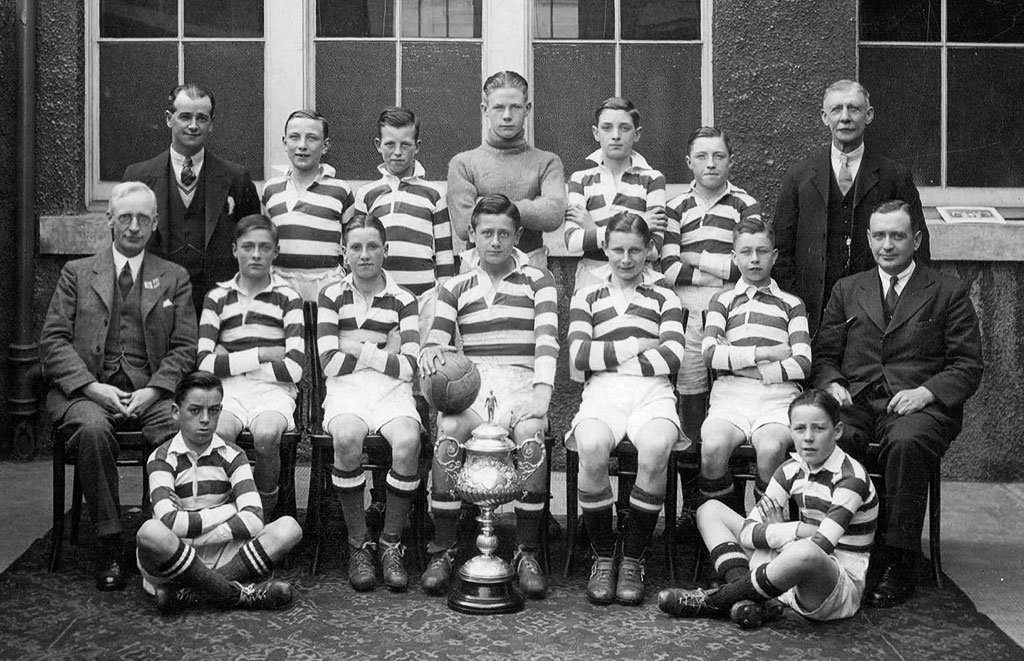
[
  {"x1": 95, "y1": 559, "x2": 126, "y2": 591},
  {"x1": 864, "y1": 562, "x2": 914, "y2": 608}
]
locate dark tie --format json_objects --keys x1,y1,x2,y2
[
  {"x1": 884, "y1": 275, "x2": 899, "y2": 323},
  {"x1": 181, "y1": 156, "x2": 196, "y2": 188},
  {"x1": 118, "y1": 262, "x2": 134, "y2": 302},
  {"x1": 837, "y1": 154, "x2": 853, "y2": 196}
]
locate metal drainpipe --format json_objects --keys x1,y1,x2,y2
[{"x1": 8, "y1": 0, "x2": 39, "y2": 459}]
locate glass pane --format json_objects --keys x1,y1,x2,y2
[
  {"x1": 859, "y1": 0, "x2": 940, "y2": 42},
  {"x1": 184, "y1": 43, "x2": 265, "y2": 177},
  {"x1": 948, "y1": 0, "x2": 1024, "y2": 43},
  {"x1": 401, "y1": 0, "x2": 481, "y2": 38},
  {"x1": 401, "y1": 42, "x2": 482, "y2": 178},
  {"x1": 100, "y1": 0, "x2": 177, "y2": 38},
  {"x1": 621, "y1": 44, "x2": 700, "y2": 182},
  {"x1": 621, "y1": 0, "x2": 700, "y2": 40},
  {"x1": 859, "y1": 47, "x2": 941, "y2": 186},
  {"x1": 316, "y1": 42, "x2": 396, "y2": 178},
  {"x1": 184, "y1": 0, "x2": 264, "y2": 38},
  {"x1": 100, "y1": 43, "x2": 177, "y2": 180},
  {"x1": 533, "y1": 43, "x2": 615, "y2": 173},
  {"x1": 533, "y1": 0, "x2": 615, "y2": 40},
  {"x1": 317, "y1": 0, "x2": 395, "y2": 37},
  {"x1": 948, "y1": 48, "x2": 1024, "y2": 187}
]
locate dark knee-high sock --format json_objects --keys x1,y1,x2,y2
[
  {"x1": 156, "y1": 539, "x2": 240, "y2": 606},
  {"x1": 258, "y1": 488, "x2": 279, "y2": 521},
  {"x1": 428, "y1": 492, "x2": 461, "y2": 554},
  {"x1": 382, "y1": 469, "x2": 420, "y2": 544},
  {"x1": 709, "y1": 541, "x2": 749, "y2": 584},
  {"x1": 621, "y1": 486, "x2": 663, "y2": 560},
  {"x1": 699, "y1": 474, "x2": 734, "y2": 503},
  {"x1": 218, "y1": 537, "x2": 274, "y2": 582},
  {"x1": 333, "y1": 466, "x2": 368, "y2": 548},
  {"x1": 514, "y1": 492, "x2": 546, "y2": 552},
  {"x1": 580, "y1": 486, "x2": 616, "y2": 557},
  {"x1": 708, "y1": 564, "x2": 784, "y2": 609}
]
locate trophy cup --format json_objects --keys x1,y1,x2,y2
[{"x1": 435, "y1": 392, "x2": 545, "y2": 614}]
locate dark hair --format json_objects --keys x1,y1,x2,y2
[
  {"x1": 483, "y1": 71, "x2": 529, "y2": 100},
  {"x1": 471, "y1": 193, "x2": 521, "y2": 230},
  {"x1": 345, "y1": 214, "x2": 388, "y2": 245},
  {"x1": 594, "y1": 97, "x2": 641, "y2": 128},
  {"x1": 284, "y1": 109, "x2": 329, "y2": 139},
  {"x1": 732, "y1": 218, "x2": 775, "y2": 248},
  {"x1": 174, "y1": 371, "x2": 223, "y2": 405},
  {"x1": 377, "y1": 106, "x2": 419, "y2": 141},
  {"x1": 605, "y1": 211, "x2": 652, "y2": 246},
  {"x1": 234, "y1": 214, "x2": 277, "y2": 243},
  {"x1": 167, "y1": 83, "x2": 216, "y2": 117},
  {"x1": 871, "y1": 199, "x2": 921, "y2": 233},
  {"x1": 788, "y1": 388, "x2": 841, "y2": 425},
  {"x1": 686, "y1": 126, "x2": 732, "y2": 156}
]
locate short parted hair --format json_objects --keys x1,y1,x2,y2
[
  {"x1": 871, "y1": 199, "x2": 921, "y2": 233},
  {"x1": 345, "y1": 213, "x2": 388, "y2": 245},
  {"x1": 471, "y1": 193, "x2": 521, "y2": 230},
  {"x1": 483, "y1": 70, "x2": 529, "y2": 100},
  {"x1": 823, "y1": 79, "x2": 871, "y2": 107},
  {"x1": 108, "y1": 181, "x2": 157, "y2": 215},
  {"x1": 234, "y1": 214, "x2": 277, "y2": 242},
  {"x1": 167, "y1": 83, "x2": 216, "y2": 117},
  {"x1": 377, "y1": 106, "x2": 419, "y2": 141},
  {"x1": 594, "y1": 97, "x2": 641, "y2": 127},
  {"x1": 732, "y1": 218, "x2": 775, "y2": 247},
  {"x1": 687, "y1": 126, "x2": 732, "y2": 155},
  {"x1": 174, "y1": 371, "x2": 224, "y2": 405},
  {"x1": 605, "y1": 211, "x2": 652, "y2": 246},
  {"x1": 788, "y1": 388, "x2": 842, "y2": 426},
  {"x1": 284, "y1": 109, "x2": 329, "y2": 139}
]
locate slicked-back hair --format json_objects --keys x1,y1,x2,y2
[
  {"x1": 108, "y1": 181, "x2": 157, "y2": 215},
  {"x1": 483, "y1": 70, "x2": 529, "y2": 101},
  {"x1": 174, "y1": 371, "x2": 224, "y2": 405},
  {"x1": 871, "y1": 199, "x2": 920, "y2": 233},
  {"x1": 234, "y1": 214, "x2": 278, "y2": 243},
  {"x1": 823, "y1": 79, "x2": 871, "y2": 107},
  {"x1": 605, "y1": 211, "x2": 652, "y2": 246},
  {"x1": 594, "y1": 97, "x2": 641, "y2": 127},
  {"x1": 686, "y1": 126, "x2": 732, "y2": 155},
  {"x1": 345, "y1": 213, "x2": 388, "y2": 245},
  {"x1": 471, "y1": 193, "x2": 521, "y2": 230},
  {"x1": 732, "y1": 218, "x2": 775, "y2": 247},
  {"x1": 377, "y1": 106, "x2": 419, "y2": 141},
  {"x1": 167, "y1": 83, "x2": 216, "y2": 117},
  {"x1": 284, "y1": 109, "x2": 329, "y2": 139},
  {"x1": 788, "y1": 388, "x2": 842, "y2": 425}
]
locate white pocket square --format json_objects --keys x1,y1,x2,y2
[{"x1": 162, "y1": 299, "x2": 174, "y2": 308}]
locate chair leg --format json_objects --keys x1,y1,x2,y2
[
  {"x1": 69, "y1": 468, "x2": 83, "y2": 546},
  {"x1": 308, "y1": 444, "x2": 325, "y2": 575},
  {"x1": 278, "y1": 436, "x2": 299, "y2": 519},
  {"x1": 49, "y1": 433, "x2": 66, "y2": 573},
  {"x1": 930, "y1": 469, "x2": 943, "y2": 588},
  {"x1": 665, "y1": 456, "x2": 679, "y2": 582},
  {"x1": 563, "y1": 450, "x2": 579, "y2": 577},
  {"x1": 540, "y1": 434, "x2": 554, "y2": 574}
]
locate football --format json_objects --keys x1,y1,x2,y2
[{"x1": 420, "y1": 352, "x2": 481, "y2": 414}]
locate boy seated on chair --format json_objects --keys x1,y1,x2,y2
[
  {"x1": 418, "y1": 194, "x2": 559, "y2": 599},
  {"x1": 317, "y1": 214, "x2": 422, "y2": 593},
  {"x1": 697, "y1": 218, "x2": 811, "y2": 511},
  {"x1": 196, "y1": 214, "x2": 305, "y2": 518},
  {"x1": 136, "y1": 371, "x2": 302, "y2": 613}
]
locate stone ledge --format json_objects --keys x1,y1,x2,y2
[{"x1": 39, "y1": 213, "x2": 109, "y2": 255}]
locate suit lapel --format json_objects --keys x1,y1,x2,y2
[
  {"x1": 139, "y1": 253, "x2": 164, "y2": 321},
  {"x1": 853, "y1": 148, "x2": 880, "y2": 209},
  {"x1": 204, "y1": 153, "x2": 231, "y2": 248},
  {"x1": 855, "y1": 270, "x2": 887, "y2": 331},
  {"x1": 150, "y1": 152, "x2": 172, "y2": 248},
  {"x1": 811, "y1": 147, "x2": 830, "y2": 204},
  {"x1": 886, "y1": 265, "x2": 935, "y2": 333},
  {"x1": 90, "y1": 250, "x2": 116, "y2": 312}
]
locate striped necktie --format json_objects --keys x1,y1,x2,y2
[
  {"x1": 180, "y1": 156, "x2": 197, "y2": 189},
  {"x1": 837, "y1": 154, "x2": 853, "y2": 196}
]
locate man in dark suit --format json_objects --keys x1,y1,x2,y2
[
  {"x1": 40, "y1": 181, "x2": 197, "y2": 591},
  {"x1": 812, "y1": 200, "x2": 982, "y2": 607},
  {"x1": 123, "y1": 83, "x2": 261, "y2": 313},
  {"x1": 774, "y1": 79, "x2": 930, "y2": 334}
]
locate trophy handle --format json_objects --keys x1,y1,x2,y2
[
  {"x1": 434, "y1": 434, "x2": 464, "y2": 487},
  {"x1": 515, "y1": 431, "x2": 546, "y2": 487}
]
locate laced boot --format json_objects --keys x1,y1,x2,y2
[
  {"x1": 657, "y1": 587, "x2": 727, "y2": 618},
  {"x1": 512, "y1": 547, "x2": 547, "y2": 599},
  {"x1": 348, "y1": 541, "x2": 378, "y2": 592},
  {"x1": 421, "y1": 548, "x2": 455, "y2": 596},
  {"x1": 154, "y1": 585, "x2": 207, "y2": 614},
  {"x1": 585, "y1": 556, "x2": 616, "y2": 605},
  {"x1": 615, "y1": 555, "x2": 646, "y2": 605},
  {"x1": 379, "y1": 540, "x2": 409, "y2": 592},
  {"x1": 235, "y1": 579, "x2": 294, "y2": 610}
]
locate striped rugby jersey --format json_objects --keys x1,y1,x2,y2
[
  {"x1": 741, "y1": 446, "x2": 877, "y2": 556},
  {"x1": 662, "y1": 182, "x2": 761, "y2": 287},
  {"x1": 262, "y1": 164, "x2": 354, "y2": 270},
  {"x1": 198, "y1": 274, "x2": 305, "y2": 388},
  {"x1": 426, "y1": 249, "x2": 558, "y2": 387},
  {"x1": 565, "y1": 149, "x2": 666, "y2": 258},
  {"x1": 147, "y1": 433, "x2": 263, "y2": 544},
  {"x1": 353, "y1": 162, "x2": 455, "y2": 296},
  {"x1": 568, "y1": 279, "x2": 686, "y2": 378},
  {"x1": 317, "y1": 270, "x2": 419, "y2": 382},
  {"x1": 702, "y1": 278, "x2": 811, "y2": 384}
]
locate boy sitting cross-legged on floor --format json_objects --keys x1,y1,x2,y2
[
  {"x1": 136, "y1": 371, "x2": 302, "y2": 613},
  {"x1": 659, "y1": 389, "x2": 877, "y2": 628},
  {"x1": 418, "y1": 193, "x2": 559, "y2": 599}
]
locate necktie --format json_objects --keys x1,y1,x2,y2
[
  {"x1": 181, "y1": 156, "x2": 196, "y2": 188},
  {"x1": 884, "y1": 275, "x2": 899, "y2": 323},
  {"x1": 837, "y1": 154, "x2": 853, "y2": 196},
  {"x1": 118, "y1": 262, "x2": 134, "y2": 302}
]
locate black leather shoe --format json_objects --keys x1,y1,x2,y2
[
  {"x1": 864, "y1": 562, "x2": 915, "y2": 608},
  {"x1": 95, "y1": 559, "x2": 126, "y2": 592}
]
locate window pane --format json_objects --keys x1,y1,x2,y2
[
  {"x1": 948, "y1": 0, "x2": 1024, "y2": 44},
  {"x1": 948, "y1": 48, "x2": 1024, "y2": 187},
  {"x1": 621, "y1": 44, "x2": 701, "y2": 182},
  {"x1": 317, "y1": 0, "x2": 395, "y2": 38},
  {"x1": 99, "y1": 43, "x2": 177, "y2": 179},
  {"x1": 184, "y1": 43, "x2": 265, "y2": 177},
  {"x1": 184, "y1": 0, "x2": 264, "y2": 38},
  {"x1": 401, "y1": 42, "x2": 482, "y2": 178},
  {"x1": 859, "y1": 0, "x2": 940, "y2": 42},
  {"x1": 533, "y1": 0, "x2": 615, "y2": 40},
  {"x1": 533, "y1": 43, "x2": 615, "y2": 173},
  {"x1": 859, "y1": 46, "x2": 941, "y2": 186},
  {"x1": 401, "y1": 0, "x2": 481, "y2": 38},
  {"x1": 100, "y1": 0, "x2": 177, "y2": 38},
  {"x1": 316, "y1": 42, "x2": 396, "y2": 178},
  {"x1": 621, "y1": 0, "x2": 700, "y2": 41}
]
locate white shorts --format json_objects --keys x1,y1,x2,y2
[
  {"x1": 459, "y1": 362, "x2": 536, "y2": 429},
  {"x1": 274, "y1": 264, "x2": 344, "y2": 302},
  {"x1": 750, "y1": 548, "x2": 868, "y2": 621},
  {"x1": 570, "y1": 373, "x2": 683, "y2": 447},
  {"x1": 324, "y1": 370, "x2": 421, "y2": 434},
  {"x1": 138, "y1": 538, "x2": 245, "y2": 594},
  {"x1": 706, "y1": 375, "x2": 800, "y2": 438},
  {"x1": 221, "y1": 377, "x2": 296, "y2": 431},
  {"x1": 673, "y1": 284, "x2": 720, "y2": 395}
]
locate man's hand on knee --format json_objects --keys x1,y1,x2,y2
[
  {"x1": 82, "y1": 382, "x2": 131, "y2": 417},
  {"x1": 887, "y1": 386, "x2": 936, "y2": 416}
]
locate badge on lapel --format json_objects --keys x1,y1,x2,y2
[
  {"x1": 227, "y1": 195, "x2": 235, "y2": 216},
  {"x1": 144, "y1": 278, "x2": 161, "y2": 290}
]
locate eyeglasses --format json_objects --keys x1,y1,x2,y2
[{"x1": 114, "y1": 213, "x2": 154, "y2": 228}]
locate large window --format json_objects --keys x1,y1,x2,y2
[{"x1": 859, "y1": 0, "x2": 1024, "y2": 200}]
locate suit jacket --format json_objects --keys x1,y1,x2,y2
[
  {"x1": 811, "y1": 265, "x2": 982, "y2": 419},
  {"x1": 39, "y1": 249, "x2": 198, "y2": 420},
  {"x1": 773, "y1": 145, "x2": 931, "y2": 334}
]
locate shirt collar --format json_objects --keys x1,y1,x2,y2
[
  {"x1": 166, "y1": 431, "x2": 228, "y2": 459},
  {"x1": 788, "y1": 444, "x2": 846, "y2": 474},
  {"x1": 830, "y1": 142, "x2": 864, "y2": 166},
  {"x1": 593, "y1": 263, "x2": 661, "y2": 286},
  {"x1": 683, "y1": 179, "x2": 741, "y2": 208},
  {"x1": 459, "y1": 247, "x2": 530, "y2": 274},
  {"x1": 111, "y1": 244, "x2": 145, "y2": 280},
  {"x1": 170, "y1": 146, "x2": 205, "y2": 169},
  {"x1": 340, "y1": 269, "x2": 405, "y2": 299},
  {"x1": 287, "y1": 162, "x2": 336, "y2": 183},
  {"x1": 877, "y1": 261, "x2": 916, "y2": 289},
  {"x1": 376, "y1": 160, "x2": 426, "y2": 181},
  {"x1": 733, "y1": 277, "x2": 783, "y2": 299},
  {"x1": 584, "y1": 148, "x2": 652, "y2": 172},
  {"x1": 219, "y1": 272, "x2": 291, "y2": 295}
]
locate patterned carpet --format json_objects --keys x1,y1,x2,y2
[{"x1": 1, "y1": 511, "x2": 1021, "y2": 661}]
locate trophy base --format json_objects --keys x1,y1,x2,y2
[{"x1": 447, "y1": 555, "x2": 524, "y2": 615}]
